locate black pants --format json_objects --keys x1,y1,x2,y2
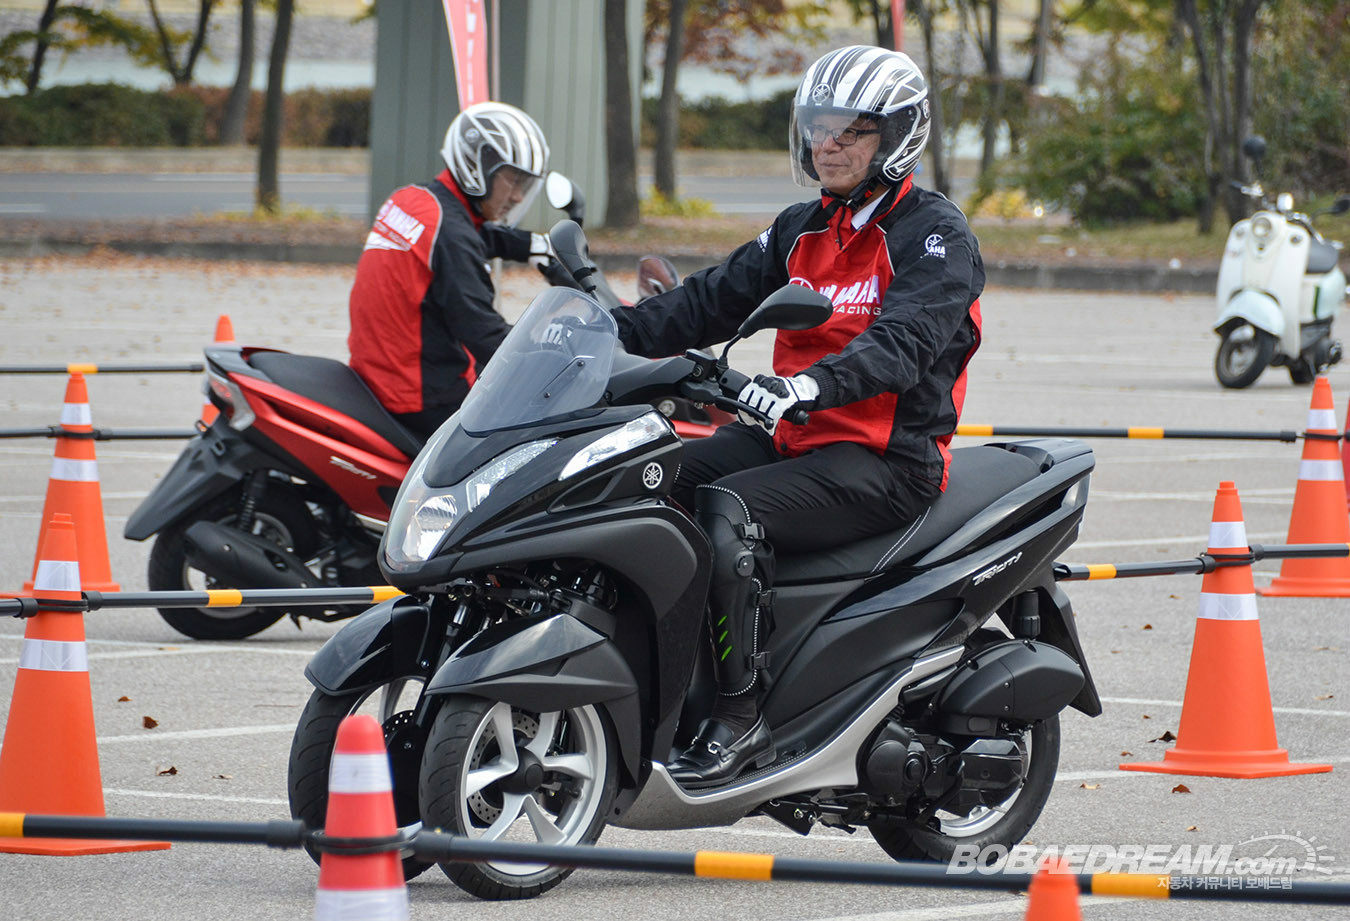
[{"x1": 674, "y1": 423, "x2": 937, "y2": 555}]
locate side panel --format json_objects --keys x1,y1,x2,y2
[{"x1": 1216, "y1": 289, "x2": 1285, "y2": 339}]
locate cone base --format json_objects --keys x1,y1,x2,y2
[
  {"x1": 1120, "y1": 748, "x2": 1332, "y2": 779},
  {"x1": 0, "y1": 837, "x2": 171, "y2": 856},
  {"x1": 1257, "y1": 576, "x2": 1350, "y2": 597}
]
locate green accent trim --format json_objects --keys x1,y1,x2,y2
[
  {"x1": 717, "y1": 615, "x2": 727, "y2": 626},
  {"x1": 718, "y1": 630, "x2": 728, "y2": 644},
  {"x1": 720, "y1": 646, "x2": 732, "y2": 661}
]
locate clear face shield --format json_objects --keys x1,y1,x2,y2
[
  {"x1": 788, "y1": 105, "x2": 886, "y2": 191},
  {"x1": 482, "y1": 165, "x2": 544, "y2": 227}
]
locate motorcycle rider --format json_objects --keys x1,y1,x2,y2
[
  {"x1": 610, "y1": 46, "x2": 985, "y2": 787},
  {"x1": 348, "y1": 101, "x2": 553, "y2": 440}
]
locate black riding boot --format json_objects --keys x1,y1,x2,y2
[{"x1": 669, "y1": 486, "x2": 776, "y2": 788}]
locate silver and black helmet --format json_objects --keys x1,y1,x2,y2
[
  {"x1": 440, "y1": 101, "x2": 549, "y2": 225},
  {"x1": 789, "y1": 45, "x2": 931, "y2": 189}
]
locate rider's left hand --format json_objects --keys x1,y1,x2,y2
[{"x1": 737, "y1": 373, "x2": 819, "y2": 434}]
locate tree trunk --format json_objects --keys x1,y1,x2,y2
[
  {"x1": 180, "y1": 0, "x2": 217, "y2": 87},
  {"x1": 870, "y1": 0, "x2": 893, "y2": 49},
  {"x1": 603, "y1": 0, "x2": 639, "y2": 227},
  {"x1": 24, "y1": 0, "x2": 60, "y2": 95},
  {"x1": 1177, "y1": 0, "x2": 1218, "y2": 233},
  {"x1": 1026, "y1": 0, "x2": 1052, "y2": 88},
  {"x1": 1225, "y1": 0, "x2": 1262, "y2": 223},
  {"x1": 256, "y1": 0, "x2": 294, "y2": 215},
  {"x1": 146, "y1": 0, "x2": 185, "y2": 84},
  {"x1": 220, "y1": 0, "x2": 255, "y2": 145},
  {"x1": 654, "y1": 0, "x2": 687, "y2": 200},
  {"x1": 978, "y1": 0, "x2": 1003, "y2": 190},
  {"x1": 913, "y1": 0, "x2": 948, "y2": 195}
]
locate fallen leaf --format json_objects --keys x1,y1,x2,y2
[
  {"x1": 1121, "y1": 751, "x2": 1133, "y2": 757},
  {"x1": 1315, "y1": 694, "x2": 1335, "y2": 701},
  {"x1": 1080, "y1": 782, "x2": 1100, "y2": 790},
  {"x1": 156, "y1": 765, "x2": 178, "y2": 776},
  {"x1": 213, "y1": 774, "x2": 232, "y2": 780},
  {"x1": 1172, "y1": 783, "x2": 1191, "y2": 794},
  {"x1": 1168, "y1": 594, "x2": 1181, "y2": 600},
  {"x1": 142, "y1": 716, "x2": 159, "y2": 729},
  {"x1": 1186, "y1": 825, "x2": 1198, "y2": 832},
  {"x1": 1149, "y1": 730, "x2": 1178, "y2": 743},
  {"x1": 1142, "y1": 624, "x2": 1153, "y2": 630},
  {"x1": 1142, "y1": 714, "x2": 1151, "y2": 719},
  {"x1": 117, "y1": 695, "x2": 131, "y2": 702},
  {"x1": 1110, "y1": 650, "x2": 1122, "y2": 654}
]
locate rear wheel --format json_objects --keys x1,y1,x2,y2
[
  {"x1": 287, "y1": 678, "x2": 433, "y2": 880},
  {"x1": 419, "y1": 695, "x2": 618, "y2": 900},
  {"x1": 869, "y1": 717, "x2": 1060, "y2": 864},
  {"x1": 1215, "y1": 323, "x2": 1275, "y2": 389},
  {"x1": 146, "y1": 485, "x2": 316, "y2": 639}
]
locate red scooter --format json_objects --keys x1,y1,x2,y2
[{"x1": 124, "y1": 183, "x2": 725, "y2": 640}]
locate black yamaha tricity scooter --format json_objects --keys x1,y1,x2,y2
[{"x1": 287, "y1": 221, "x2": 1101, "y2": 900}]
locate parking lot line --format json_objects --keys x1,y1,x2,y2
[
  {"x1": 104, "y1": 788, "x2": 288, "y2": 806},
  {"x1": 97, "y1": 724, "x2": 294, "y2": 744},
  {"x1": 1102, "y1": 696, "x2": 1350, "y2": 718}
]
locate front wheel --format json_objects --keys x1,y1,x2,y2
[
  {"x1": 869, "y1": 716, "x2": 1060, "y2": 864},
  {"x1": 418, "y1": 695, "x2": 618, "y2": 900},
  {"x1": 1215, "y1": 323, "x2": 1275, "y2": 389},
  {"x1": 287, "y1": 678, "x2": 433, "y2": 880}
]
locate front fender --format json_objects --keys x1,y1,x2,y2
[
  {"x1": 427, "y1": 613, "x2": 642, "y2": 784},
  {"x1": 304, "y1": 595, "x2": 436, "y2": 695},
  {"x1": 123, "y1": 421, "x2": 276, "y2": 540},
  {"x1": 1215, "y1": 289, "x2": 1285, "y2": 340}
]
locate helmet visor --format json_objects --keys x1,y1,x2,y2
[
  {"x1": 483, "y1": 165, "x2": 544, "y2": 227},
  {"x1": 789, "y1": 106, "x2": 885, "y2": 190}
]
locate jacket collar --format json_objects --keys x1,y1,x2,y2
[{"x1": 437, "y1": 170, "x2": 484, "y2": 229}]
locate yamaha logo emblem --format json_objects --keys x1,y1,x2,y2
[
  {"x1": 811, "y1": 82, "x2": 832, "y2": 102},
  {"x1": 642, "y1": 463, "x2": 664, "y2": 490}
]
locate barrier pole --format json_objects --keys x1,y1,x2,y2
[
  {"x1": 0, "y1": 363, "x2": 204, "y2": 375},
  {"x1": 0, "y1": 813, "x2": 304, "y2": 848},
  {"x1": 956, "y1": 424, "x2": 1302, "y2": 442}
]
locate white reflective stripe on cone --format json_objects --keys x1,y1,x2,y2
[
  {"x1": 33, "y1": 559, "x2": 80, "y2": 592},
  {"x1": 19, "y1": 638, "x2": 89, "y2": 672},
  {"x1": 328, "y1": 752, "x2": 393, "y2": 794},
  {"x1": 1299, "y1": 459, "x2": 1344, "y2": 481},
  {"x1": 60, "y1": 403, "x2": 93, "y2": 426},
  {"x1": 1197, "y1": 592, "x2": 1260, "y2": 621},
  {"x1": 50, "y1": 457, "x2": 99, "y2": 482},
  {"x1": 313, "y1": 887, "x2": 409, "y2": 921},
  {"x1": 1307, "y1": 409, "x2": 1339, "y2": 431},
  {"x1": 1208, "y1": 521, "x2": 1247, "y2": 550}
]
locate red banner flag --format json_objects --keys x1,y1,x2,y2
[
  {"x1": 443, "y1": 0, "x2": 491, "y2": 108},
  {"x1": 891, "y1": 0, "x2": 905, "y2": 51}
]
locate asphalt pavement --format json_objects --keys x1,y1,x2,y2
[{"x1": 0, "y1": 257, "x2": 1347, "y2": 920}]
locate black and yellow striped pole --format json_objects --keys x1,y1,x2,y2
[
  {"x1": 957, "y1": 424, "x2": 1305, "y2": 442},
  {"x1": 0, "y1": 362, "x2": 205, "y2": 374},
  {"x1": 1055, "y1": 543, "x2": 1350, "y2": 582},
  {"x1": 0, "y1": 586, "x2": 405, "y2": 617},
  {"x1": 1, "y1": 814, "x2": 1346, "y2": 905}
]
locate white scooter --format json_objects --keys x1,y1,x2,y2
[{"x1": 1214, "y1": 137, "x2": 1350, "y2": 388}]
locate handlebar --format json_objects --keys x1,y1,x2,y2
[{"x1": 710, "y1": 366, "x2": 810, "y2": 427}]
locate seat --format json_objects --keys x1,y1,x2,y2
[
  {"x1": 247, "y1": 351, "x2": 424, "y2": 458},
  {"x1": 1305, "y1": 238, "x2": 1341, "y2": 275},
  {"x1": 775, "y1": 446, "x2": 1042, "y2": 584}
]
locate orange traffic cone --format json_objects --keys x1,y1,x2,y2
[
  {"x1": 1341, "y1": 392, "x2": 1350, "y2": 513},
  {"x1": 0, "y1": 515, "x2": 169, "y2": 855},
  {"x1": 1260, "y1": 376, "x2": 1350, "y2": 596},
  {"x1": 199, "y1": 313, "x2": 236, "y2": 425},
  {"x1": 314, "y1": 715, "x2": 409, "y2": 921},
  {"x1": 22, "y1": 372, "x2": 119, "y2": 593},
  {"x1": 1121, "y1": 482, "x2": 1331, "y2": 778},
  {"x1": 1024, "y1": 857, "x2": 1082, "y2": 921}
]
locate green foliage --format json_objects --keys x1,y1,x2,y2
[
  {"x1": 640, "y1": 189, "x2": 717, "y2": 218},
  {"x1": 1013, "y1": 51, "x2": 1207, "y2": 226},
  {"x1": 0, "y1": 5, "x2": 161, "y2": 94},
  {"x1": 641, "y1": 88, "x2": 793, "y2": 150},
  {"x1": 0, "y1": 84, "x2": 370, "y2": 148}
]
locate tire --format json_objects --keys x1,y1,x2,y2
[
  {"x1": 869, "y1": 717, "x2": 1060, "y2": 864},
  {"x1": 287, "y1": 680, "x2": 434, "y2": 880},
  {"x1": 146, "y1": 485, "x2": 317, "y2": 640},
  {"x1": 1215, "y1": 323, "x2": 1275, "y2": 389},
  {"x1": 419, "y1": 695, "x2": 618, "y2": 900}
]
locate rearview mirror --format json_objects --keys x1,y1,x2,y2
[
  {"x1": 544, "y1": 172, "x2": 586, "y2": 226},
  {"x1": 1333, "y1": 196, "x2": 1350, "y2": 216},
  {"x1": 736, "y1": 285, "x2": 834, "y2": 339},
  {"x1": 1241, "y1": 136, "x2": 1266, "y2": 164}
]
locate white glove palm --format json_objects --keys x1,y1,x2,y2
[{"x1": 737, "y1": 373, "x2": 819, "y2": 434}]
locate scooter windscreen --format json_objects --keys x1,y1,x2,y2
[
  {"x1": 459, "y1": 287, "x2": 617, "y2": 435},
  {"x1": 383, "y1": 287, "x2": 621, "y2": 570}
]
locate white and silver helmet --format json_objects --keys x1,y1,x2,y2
[
  {"x1": 441, "y1": 101, "x2": 550, "y2": 225},
  {"x1": 789, "y1": 45, "x2": 931, "y2": 190}
]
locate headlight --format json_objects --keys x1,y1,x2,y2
[
  {"x1": 1250, "y1": 215, "x2": 1275, "y2": 243},
  {"x1": 560, "y1": 411, "x2": 672, "y2": 480},
  {"x1": 388, "y1": 438, "x2": 556, "y2": 564}
]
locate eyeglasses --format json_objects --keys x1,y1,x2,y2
[{"x1": 804, "y1": 125, "x2": 881, "y2": 147}]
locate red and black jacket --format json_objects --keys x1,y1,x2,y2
[
  {"x1": 347, "y1": 170, "x2": 530, "y2": 414},
  {"x1": 612, "y1": 181, "x2": 984, "y2": 491}
]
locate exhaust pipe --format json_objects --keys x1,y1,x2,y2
[{"x1": 183, "y1": 520, "x2": 317, "y2": 591}]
